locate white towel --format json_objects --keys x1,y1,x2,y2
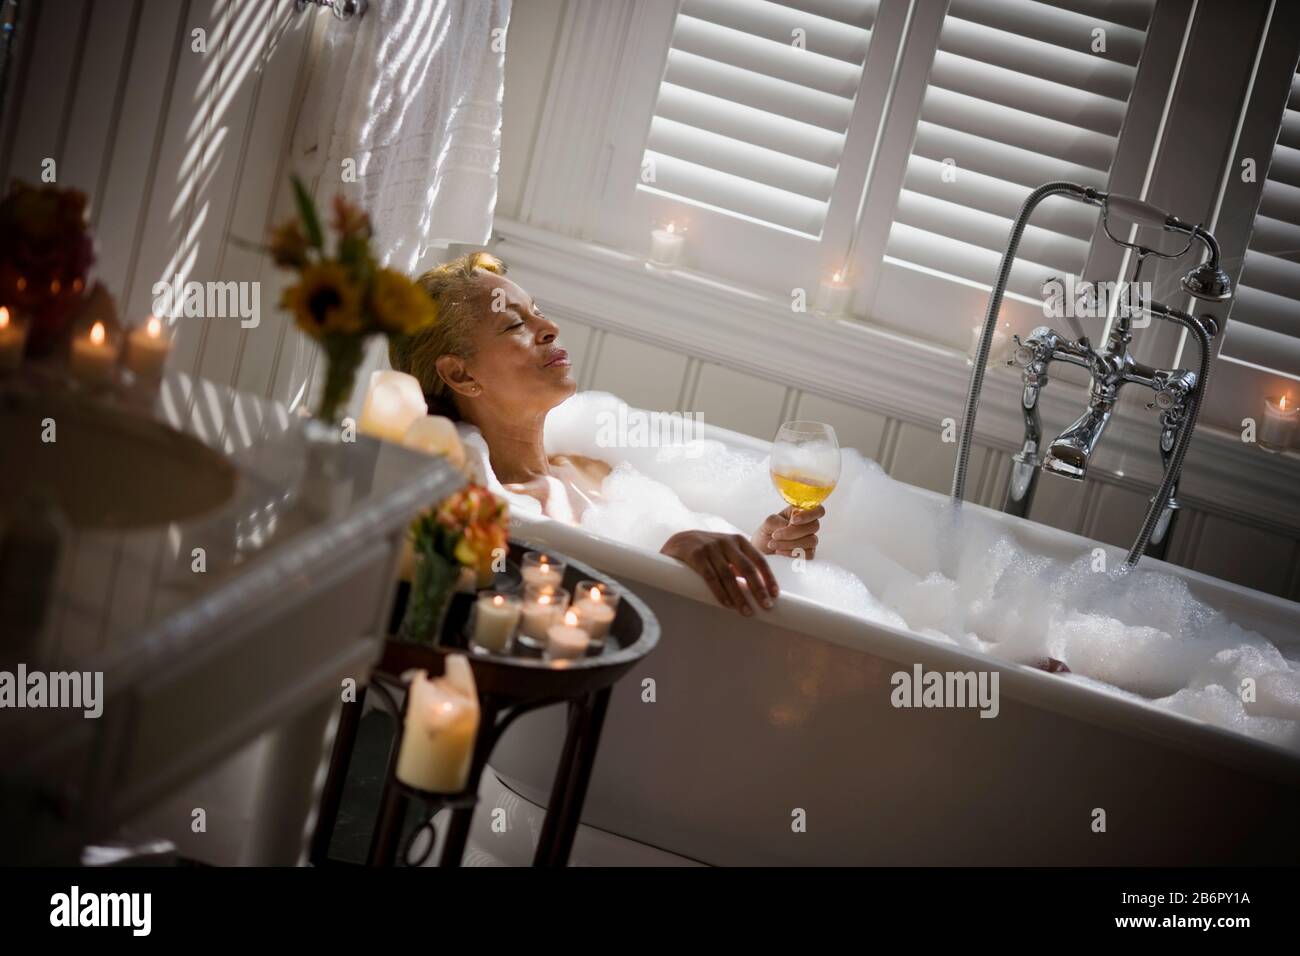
[{"x1": 292, "y1": 0, "x2": 512, "y2": 271}]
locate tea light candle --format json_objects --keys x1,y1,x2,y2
[
  {"x1": 521, "y1": 551, "x2": 565, "y2": 590},
  {"x1": 124, "y1": 315, "x2": 171, "y2": 379},
  {"x1": 969, "y1": 322, "x2": 1012, "y2": 368},
  {"x1": 573, "y1": 580, "x2": 618, "y2": 646},
  {"x1": 359, "y1": 370, "x2": 427, "y2": 443},
  {"x1": 395, "y1": 658, "x2": 480, "y2": 793},
  {"x1": 649, "y1": 222, "x2": 685, "y2": 267},
  {"x1": 813, "y1": 270, "x2": 852, "y2": 315},
  {"x1": 547, "y1": 609, "x2": 591, "y2": 660},
  {"x1": 1259, "y1": 393, "x2": 1299, "y2": 451},
  {"x1": 0, "y1": 307, "x2": 28, "y2": 372},
  {"x1": 519, "y1": 585, "x2": 569, "y2": 649},
  {"x1": 69, "y1": 321, "x2": 118, "y2": 386},
  {"x1": 471, "y1": 591, "x2": 520, "y2": 654}
]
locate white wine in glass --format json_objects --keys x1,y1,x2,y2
[{"x1": 770, "y1": 421, "x2": 840, "y2": 512}]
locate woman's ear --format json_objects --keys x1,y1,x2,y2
[{"x1": 435, "y1": 353, "x2": 480, "y2": 398}]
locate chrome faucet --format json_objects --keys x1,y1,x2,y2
[{"x1": 953, "y1": 184, "x2": 1231, "y2": 567}]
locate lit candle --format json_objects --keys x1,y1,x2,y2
[
  {"x1": 395, "y1": 657, "x2": 480, "y2": 794},
  {"x1": 358, "y1": 369, "x2": 427, "y2": 443},
  {"x1": 124, "y1": 315, "x2": 171, "y2": 380},
  {"x1": 969, "y1": 322, "x2": 1012, "y2": 369},
  {"x1": 402, "y1": 415, "x2": 467, "y2": 471},
  {"x1": 470, "y1": 591, "x2": 520, "y2": 654},
  {"x1": 547, "y1": 609, "x2": 591, "y2": 660},
  {"x1": 69, "y1": 321, "x2": 118, "y2": 387},
  {"x1": 1259, "y1": 393, "x2": 1299, "y2": 452},
  {"x1": 518, "y1": 584, "x2": 569, "y2": 649},
  {"x1": 572, "y1": 580, "x2": 619, "y2": 647},
  {"x1": 521, "y1": 551, "x2": 565, "y2": 589},
  {"x1": 649, "y1": 222, "x2": 686, "y2": 268},
  {"x1": 0, "y1": 307, "x2": 29, "y2": 372},
  {"x1": 813, "y1": 270, "x2": 853, "y2": 315}
]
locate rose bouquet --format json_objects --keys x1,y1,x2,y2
[
  {"x1": 269, "y1": 176, "x2": 436, "y2": 424},
  {"x1": 0, "y1": 182, "x2": 96, "y2": 355},
  {"x1": 403, "y1": 483, "x2": 510, "y2": 644}
]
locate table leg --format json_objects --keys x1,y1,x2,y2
[
  {"x1": 533, "y1": 687, "x2": 612, "y2": 867},
  {"x1": 309, "y1": 686, "x2": 366, "y2": 866}
]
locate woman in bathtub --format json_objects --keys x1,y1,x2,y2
[{"x1": 390, "y1": 251, "x2": 823, "y2": 617}]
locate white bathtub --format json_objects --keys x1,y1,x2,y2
[{"x1": 478, "y1": 423, "x2": 1300, "y2": 866}]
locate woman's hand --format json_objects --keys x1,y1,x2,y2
[
  {"x1": 660, "y1": 530, "x2": 780, "y2": 616},
  {"x1": 753, "y1": 505, "x2": 823, "y2": 559}
]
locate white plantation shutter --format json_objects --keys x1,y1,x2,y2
[
  {"x1": 879, "y1": 0, "x2": 1155, "y2": 304},
  {"x1": 1221, "y1": 68, "x2": 1300, "y2": 376},
  {"x1": 640, "y1": 0, "x2": 877, "y2": 237}
]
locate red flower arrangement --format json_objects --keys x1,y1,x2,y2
[{"x1": 0, "y1": 182, "x2": 96, "y2": 355}]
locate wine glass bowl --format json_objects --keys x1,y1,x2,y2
[{"x1": 770, "y1": 421, "x2": 840, "y2": 511}]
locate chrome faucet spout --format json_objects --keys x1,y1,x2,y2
[
  {"x1": 953, "y1": 182, "x2": 1230, "y2": 569},
  {"x1": 1043, "y1": 401, "x2": 1113, "y2": 480}
]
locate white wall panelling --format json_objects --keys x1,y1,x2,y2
[{"x1": 2, "y1": 0, "x2": 320, "y2": 412}]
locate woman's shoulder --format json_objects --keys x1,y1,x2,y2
[{"x1": 551, "y1": 452, "x2": 612, "y2": 479}]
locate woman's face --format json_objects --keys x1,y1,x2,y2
[{"x1": 450, "y1": 273, "x2": 575, "y2": 417}]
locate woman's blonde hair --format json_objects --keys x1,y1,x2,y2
[{"x1": 389, "y1": 250, "x2": 507, "y2": 421}]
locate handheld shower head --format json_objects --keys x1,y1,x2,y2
[{"x1": 1181, "y1": 262, "x2": 1232, "y2": 302}]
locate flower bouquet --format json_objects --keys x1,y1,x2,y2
[
  {"x1": 403, "y1": 484, "x2": 510, "y2": 644},
  {"x1": 269, "y1": 176, "x2": 436, "y2": 425},
  {"x1": 0, "y1": 182, "x2": 96, "y2": 356}
]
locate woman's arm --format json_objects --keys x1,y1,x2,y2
[{"x1": 660, "y1": 530, "x2": 780, "y2": 617}]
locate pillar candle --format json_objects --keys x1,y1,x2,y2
[
  {"x1": 395, "y1": 657, "x2": 480, "y2": 794},
  {"x1": 813, "y1": 271, "x2": 852, "y2": 315},
  {"x1": 471, "y1": 592, "x2": 520, "y2": 654},
  {"x1": 124, "y1": 315, "x2": 171, "y2": 379},
  {"x1": 519, "y1": 586, "x2": 568, "y2": 647},
  {"x1": 1259, "y1": 393, "x2": 1299, "y2": 451},
  {"x1": 358, "y1": 370, "x2": 427, "y2": 443},
  {"x1": 69, "y1": 321, "x2": 118, "y2": 387},
  {"x1": 572, "y1": 580, "x2": 619, "y2": 646},
  {"x1": 649, "y1": 223, "x2": 685, "y2": 267},
  {"x1": 547, "y1": 609, "x2": 591, "y2": 660},
  {"x1": 969, "y1": 323, "x2": 1012, "y2": 368},
  {"x1": 0, "y1": 307, "x2": 28, "y2": 372},
  {"x1": 521, "y1": 551, "x2": 565, "y2": 590}
]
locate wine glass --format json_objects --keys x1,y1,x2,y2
[{"x1": 770, "y1": 421, "x2": 840, "y2": 523}]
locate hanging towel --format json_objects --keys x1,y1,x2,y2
[{"x1": 292, "y1": 0, "x2": 512, "y2": 272}]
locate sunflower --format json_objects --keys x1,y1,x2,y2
[
  {"x1": 280, "y1": 261, "x2": 363, "y2": 338},
  {"x1": 368, "y1": 266, "x2": 437, "y2": 336}
]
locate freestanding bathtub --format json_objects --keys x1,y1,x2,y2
[{"x1": 470, "y1": 422, "x2": 1300, "y2": 866}]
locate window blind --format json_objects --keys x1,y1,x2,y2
[
  {"x1": 639, "y1": 0, "x2": 877, "y2": 238},
  {"x1": 1222, "y1": 68, "x2": 1300, "y2": 376},
  {"x1": 881, "y1": 0, "x2": 1155, "y2": 302}
]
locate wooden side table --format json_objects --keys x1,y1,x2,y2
[{"x1": 310, "y1": 539, "x2": 659, "y2": 867}]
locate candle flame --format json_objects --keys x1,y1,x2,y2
[
  {"x1": 16, "y1": 277, "x2": 26, "y2": 292},
  {"x1": 666, "y1": 222, "x2": 675, "y2": 234},
  {"x1": 539, "y1": 593, "x2": 551, "y2": 606},
  {"x1": 50, "y1": 279, "x2": 61, "y2": 295},
  {"x1": 1282, "y1": 393, "x2": 1291, "y2": 411},
  {"x1": 146, "y1": 315, "x2": 162, "y2": 338},
  {"x1": 564, "y1": 610, "x2": 579, "y2": 627},
  {"x1": 0, "y1": 307, "x2": 8, "y2": 329},
  {"x1": 89, "y1": 322, "x2": 106, "y2": 346},
  {"x1": 492, "y1": 594, "x2": 505, "y2": 606},
  {"x1": 589, "y1": 586, "x2": 601, "y2": 602},
  {"x1": 832, "y1": 271, "x2": 843, "y2": 283}
]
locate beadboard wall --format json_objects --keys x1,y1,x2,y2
[
  {"x1": 1, "y1": 0, "x2": 321, "y2": 409},
  {"x1": 3, "y1": 0, "x2": 1298, "y2": 602}
]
